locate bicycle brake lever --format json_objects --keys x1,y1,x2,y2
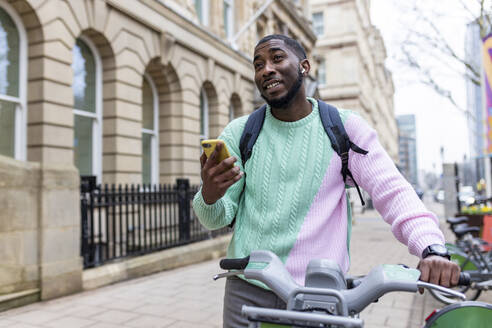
[
  {"x1": 213, "y1": 270, "x2": 245, "y2": 280},
  {"x1": 416, "y1": 282, "x2": 466, "y2": 301}
]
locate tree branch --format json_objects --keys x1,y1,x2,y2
[{"x1": 400, "y1": 46, "x2": 466, "y2": 113}]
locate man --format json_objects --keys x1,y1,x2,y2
[{"x1": 193, "y1": 34, "x2": 460, "y2": 327}]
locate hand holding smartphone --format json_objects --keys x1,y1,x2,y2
[
  {"x1": 201, "y1": 139, "x2": 232, "y2": 163},
  {"x1": 200, "y1": 139, "x2": 242, "y2": 205}
]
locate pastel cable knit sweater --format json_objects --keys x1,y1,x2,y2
[{"x1": 193, "y1": 98, "x2": 444, "y2": 287}]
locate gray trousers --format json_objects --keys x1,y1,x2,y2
[{"x1": 223, "y1": 276, "x2": 286, "y2": 328}]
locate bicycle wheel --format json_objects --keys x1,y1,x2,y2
[
  {"x1": 424, "y1": 301, "x2": 492, "y2": 328},
  {"x1": 428, "y1": 285, "x2": 481, "y2": 305}
]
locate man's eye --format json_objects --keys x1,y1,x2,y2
[
  {"x1": 273, "y1": 55, "x2": 283, "y2": 61},
  {"x1": 254, "y1": 63, "x2": 264, "y2": 70}
]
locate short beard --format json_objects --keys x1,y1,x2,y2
[{"x1": 262, "y1": 68, "x2": 303, "y2": 109}]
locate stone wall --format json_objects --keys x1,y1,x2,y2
[{"x1": 0, "y1": 155, "x2": 82, "y2": 306}]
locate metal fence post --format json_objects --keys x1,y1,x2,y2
[
  {"x1": 80, "y1": 194, "x2": 89, "y2": 267},
  {"x1": 177, "y1": 178, "x2": 191, "y2": 241},
  {"x1": 80, "y1": 176, "x2": 97, "y2": 268}
]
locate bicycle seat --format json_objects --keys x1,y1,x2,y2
[
  {"x1": 454, "y1": 225, "x2": 480, "y2": 238},
  {"x1": 452, "y1": 223, "x2": 470, "y2": 233},
  {"x1": 447, "y1": 216, "x2": 469, "y2": 225}
]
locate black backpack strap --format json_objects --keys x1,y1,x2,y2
[
  {"x1": 229, "y1": 105, "x2": 267, "y2": 228},
  {"x1": 318, "y1": 100, "x2": 368, "y2": 206},
  {"x1": 239, "y1": 105, "x2": 267, "y2": 166}
]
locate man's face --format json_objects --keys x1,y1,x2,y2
[{"x1": 253, "y1": 39, "x2": 303, "y2": 108}]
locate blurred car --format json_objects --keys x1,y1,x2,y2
[{"x1": 434, "y1": 190, "x2": 444, "y2": 203}]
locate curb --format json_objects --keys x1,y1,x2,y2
[{"x1": 83, "y1": 234, "x2": 231, "y2": 290}]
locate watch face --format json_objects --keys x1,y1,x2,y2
[{"x1": 431, "y1": 244, "x2": 448, "y2": 254}]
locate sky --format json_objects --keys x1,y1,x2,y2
[{"x1": 370, "y1": 0, "x2": 477, "y2": 175}]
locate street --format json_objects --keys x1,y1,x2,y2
[{"x1": 0, "y1": 198, "x2": 490, "y2": 327}]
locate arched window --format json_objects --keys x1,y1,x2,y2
[
  {"x1": 0, "y1": 4, "x2": 26, "y2": 160},
  {"x1": 142, "y1": 75, "x2": 158, "y2": 185},
  {"x1": 200, "y1": 88, "x2": 209, "y2": 141},
  {"x1": 72, "y1": 37, "x2": 102, "y2": 181}
]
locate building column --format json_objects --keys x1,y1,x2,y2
[{"x1": 38, "y1": 163, "x2": 82, "y2": 300}]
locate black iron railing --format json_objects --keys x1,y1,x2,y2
[{"x1": 80, "y1": 178, "x2": 230, "y2": 268}]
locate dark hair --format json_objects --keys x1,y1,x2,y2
[{"x1": 255, "y1": 34, "x2": 307, "y2": 60}]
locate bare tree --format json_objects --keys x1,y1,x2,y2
[{"x1": 394, "y1": 0, "x2": 491, "y2": 112}]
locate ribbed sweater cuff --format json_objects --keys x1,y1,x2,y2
[
  {"x1": 401, "y1": 216, "x2": 445, "y2": 259},
  {"x1": 192, "y1": 191, "x2": 228, "y2": 229}
]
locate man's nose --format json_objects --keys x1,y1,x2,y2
[{"x1": 262, "y1": 61, "x2": 275, "y2": 76}]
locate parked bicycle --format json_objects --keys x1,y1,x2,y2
[
  {"x1": 214, "y1": 250, "x2": 491, "y2": 327},
  {"x1": 429, "y1": 216, "x2": 492, "y2": 304}
]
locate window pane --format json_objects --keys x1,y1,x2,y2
[
  {"x1": 195, "y1": 0, "x2": 202, "y2": 23},
  {"x1": 200, "y1": 89, "x2": 207, "y2": 138},
  {"x1": 223, "y1": 1, "x2": 230, "y2": 37},
  {"x1": 74, "y1": 114, "x2": 93, "y2": 175},
  {"x1": 0, "y1": 99, "x2": 15, "y2": 157},
  {"x1": 318, "y1": 59, "x2": 326, "y2": 85},
  {"x1": 200, "y1": 90, "x2": 204, "y2": 135},
  {"x1": 229, "y1": 103, "x2": 234, "y2": 121},
  {"x1": 142, "y1": 78, "x2": 154, "y2": 130},
  {"x1": 0, "y1": 7, "x2": 20, "y2": 97},
  {"x1": 72, "y1": 39, "x2": 96, "y2": 112},
  {"x1": 142, "y1": 133, "x2": 152, "y2": 184},
  {"x1": 312, "y1": 12, "x2": 324, "y2": 36}
]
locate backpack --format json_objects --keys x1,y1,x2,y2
[{"x1": 229, "y1": 99, "x2": 368, "y2": 234}]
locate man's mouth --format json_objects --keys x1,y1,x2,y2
[{"x1": 265, "y1": 81, "x2": 281, "y2": 90}]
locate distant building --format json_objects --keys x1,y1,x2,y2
[
  {"x1": 465, "y1": 21, "x2": 486, "y2": 183},
  {"x1": 397, "y1": 115, "x2": 418, "y2": 186},
  {"x1": 309, "y1": 0, "x2": 397, "y2": 161}
]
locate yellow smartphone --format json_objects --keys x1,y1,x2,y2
[{"x1": 201, "y1": 139, "x2": 231, "y2": 163}]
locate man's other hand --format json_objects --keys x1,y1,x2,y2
[
  {"x1": 200, "y1": 142, "x2": 243, "y2": 205},
  {"x1": 418, "y1": 255, "x2": 460, "y2": 288}
]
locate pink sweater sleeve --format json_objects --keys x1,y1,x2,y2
[{"x1": 345, "y1": 114, "x2": 444, "y2": 258}]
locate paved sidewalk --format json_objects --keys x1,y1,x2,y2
[
  {"x1": 0, "y1": 199, "x2": 490, "y2": 327},
  {"x1": 0, "y1": 261, "x2": 225, "y2": 328}
]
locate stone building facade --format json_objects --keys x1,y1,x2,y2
[
  {"x1": 309, "y1": 0, "x2": 397, "y2": 160},
  {"x1": 0, "y1": 0, "x2": 317, "y2": 306}
]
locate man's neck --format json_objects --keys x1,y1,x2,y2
[{"x1": 270, "y1": 93, "x2": 312, "y2": 122}]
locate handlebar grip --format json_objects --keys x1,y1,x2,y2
[
  {"x1": 458, "y1": 272, "x2": 471, "y2": 286},
  {"x1": 220, "y1": 256, "x2": 250, "y2": 270}
]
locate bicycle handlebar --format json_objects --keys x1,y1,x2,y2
[
  {"x1": 215, "y1": 251, "x2": 468, "y2": 314},
  {"x1": 458, "y1": 272, "x2": 471, "y2": 286}
]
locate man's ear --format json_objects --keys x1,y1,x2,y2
[{"x1": 300, "y1": 59, "x2": 310, "y2": 75}]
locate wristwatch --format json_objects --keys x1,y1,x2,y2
[{"x1": 422, "y1": 244, "x2": 450, "y2": 260}]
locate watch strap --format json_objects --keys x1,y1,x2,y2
[{"x1": 422, "y1": 244, "x2": 450, "y2": 260}]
